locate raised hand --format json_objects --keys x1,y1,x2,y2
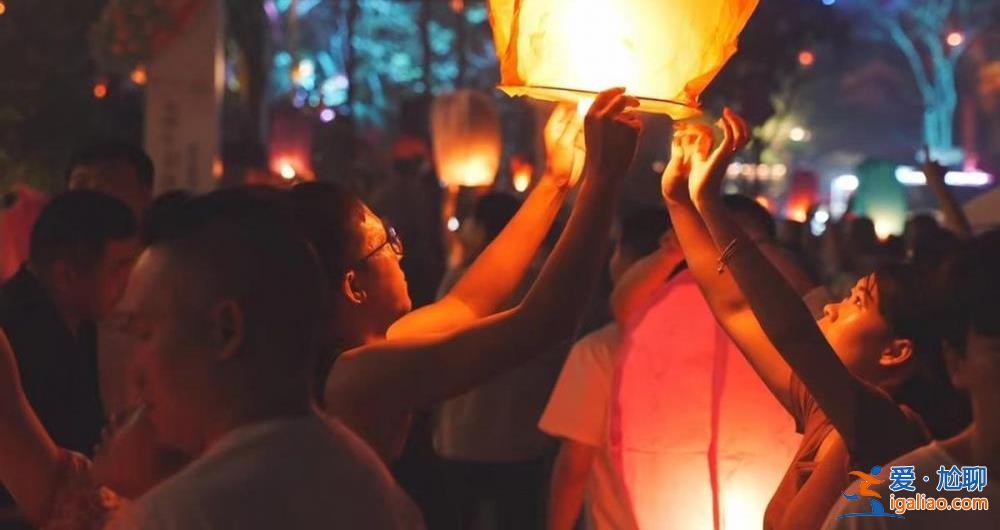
[
  {"x1": 543, "y1": 103, "x2": 586, "y2": 189},
  {"x1": 583, "y1": 87, "x2": 642, "y2": 182},
  {"x1": 689, "y1": 107, "x2": 750, "y2": 204},
  {"x1": 661, "y1": 123, "x2": 710, "y2": 202},
  {"x1": 921, "y1": 145, "x2": 947, "y2": 186}
]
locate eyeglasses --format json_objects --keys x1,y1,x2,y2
[{"x1": 355, "y1": 223, "x2": 404, "y2": 267}]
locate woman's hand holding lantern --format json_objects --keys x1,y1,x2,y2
[
  {"x1": 543, "y1": 102, "x2": 585, "y2": 189},
  {"x1": 688, "y1": 108, "x2": 751, "y2": 206},
  {"x1": 582, "y1": 87, "x2": 642, "y2": 183}
]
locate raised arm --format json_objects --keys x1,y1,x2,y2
[
  {"x1": 387, "y1": 105, "x2": 583, "y2": 339},
  {"x1": 922, "y1": 147, "x2": 973, "y2": 239},
  {"x1": 328, "y1": 88, "x2": 641, "y2": 413},
  {"x1": 0, "y1": 328, "x2": 63, "y2": 525},
  {"x1": 687, "y1": 109, "x2": 915, "y2": 448},
  {"x1": 609, "y1": 234, "x2": 684, "y2": 327},
  {"x1": 658, "y1": 122, "x2": 795, "y2": 411}
]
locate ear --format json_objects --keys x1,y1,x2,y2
[
  {"x1": 341, "y1": 270, "x2": 367, "y2": 305},
  {"x1": 878, "y1": 338, "x2": 913, "y2": 368},
  {"x1": 208, "y1": 299, "x2": 244, "y2": 361},
  {"x1": 942, "y1": 342, "x2": 969, "y2": 389}
]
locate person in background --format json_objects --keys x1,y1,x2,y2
[
  {"x1": 107, "y1": 189, "x2": 423, "y2": 529},
  {"x1": 0, "y1": 184, "x2": 49, "y2": 283},
  {"x1": 823, "y1": 230, "x2": 999, "y2": 529},
  {"x1": 609, "y1": 195, "x2": 802, "y2": 530},
  {"x1": 0, "y1": 191, "x2": 138, "y2": 526},
  {"x1": 0, "y1": 324, "x2": 186, "y2": 530},
  {"x1": 541, "y1": 206, "x2": 679, "y2": 530},
  {"x1": 433, "y1": 192, "x2": 563, "y2": 530},
  {"x1": 66, "y1": 142, "x2": 155, "y2": 219},
  {"x1": 285, "y1": 87, "x2": 643, "y2": 467},
  {"x1": 662, "y1": 110, "x2": 959, "y2": 530}
]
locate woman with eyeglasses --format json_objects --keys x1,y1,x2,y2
[{"x1": 288, "y1": 88, "x2": 642, "y2": 463}]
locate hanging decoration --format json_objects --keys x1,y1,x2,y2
[
  {"x1": 431, "y1": 90, "x2": 502, "y2": 188},
  {"x1": 487, "y1": 0, "x2": 759, "y2": 118}
]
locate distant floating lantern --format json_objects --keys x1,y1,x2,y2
[
  {"x1": 854, "y1": 159, "x2": 908, "y2": 239},
  {"x1": 130, "y1": 64, "x2": 148, "y2": 86},
  {"x1": 783, "y1": 170, "x2": 818, "y2": 223},
  {"x1": 487, "y1": 0, "x2": 759, "y2": 118},
  {"x1": 798, "y1": 50, "x2": 815, "y2": 67},
  {"x1": 431, "y1": 90, "x2": 502, "y2": 188},
  {"x1": 93, "y1": 81, "x2": 108, "y2": 99},
  {"x1": 511, "y1": 156, "x2": 533, "y2": 192}
]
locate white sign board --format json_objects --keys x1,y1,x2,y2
[{"x1": 144, "y1": 0, "x2": 223, "y2": 194}]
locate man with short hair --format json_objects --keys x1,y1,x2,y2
[
  {"x1": 0, "y1": 190, "x2": 138, "y2": 524},
  {"x1": 108, "y1": 189, "x2": 422, "y2": 530},
  {"x1": 66, "y1": 141, "x2": 155, "y2": 217}
]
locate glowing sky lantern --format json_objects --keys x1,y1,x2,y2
[
  {"x1": 612, "y1": 272, "x2": 799, "y2": 530},
  {"x1": 487, "y1": 0, "x2": 760, "y2": 118},
  {"x1": 431, "y1": 90, "x2": 502, "y2": 188},
  {"x1": 853, "y1": 159, "x2": 909, "y2": 239},
  {"x1": 784, "y1": 170, "x2": 819, "y2": 223}
]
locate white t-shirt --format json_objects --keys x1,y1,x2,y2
[
  {"x1": 822, "y1": 441, "x2": 998, "y2": 530},
  {"x1": 109, "y1": 414, "x2": 424, "y2": 530},
  {"x1": 539, "y1": 323, "x2": 639, "y2": 530}
]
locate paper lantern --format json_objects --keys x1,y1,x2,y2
[
  {"x1": 487, "y1": 0, "x2": 759, "y2": 118},
  {"x1": 784, "y1": 170, "x2": 819, "y2": 222},
  {"x1": 611, "y1": 272, "x2": 798, "y2": 530},
  {"x1": 853, "y1": 160, "x2": 908, "y2": 239},
  {"x1": 431, "y1": 90, "x2": 502, "y2": 188}
]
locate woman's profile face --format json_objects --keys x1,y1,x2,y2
[
  {"x1": 350, "y1": 206, "x2": 412, "y2": 326},
  {"x1": 817, "y1": 274, "x2": 896, "y2": 380}
]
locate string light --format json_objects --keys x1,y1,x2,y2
[
  {"x1": 789, "y1": 126, "x2": 808, "y2": 142},
  {"x1": 798, "y1": 50, "x2": 815, "y2": 67},
  {"x1": 130, "y1": 65, "x2": 148, "y2": 85},
  {"x1": 93, "y1": 82, "x2": 108, "y2": 99},
  {"x1": 946, "y1": 31, "x2": 964, "y2": 47}
]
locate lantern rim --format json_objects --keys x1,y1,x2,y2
[{"x1": 498, "y1": 84, "x2": 703, "y2": 119}]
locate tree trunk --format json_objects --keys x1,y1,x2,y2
[{"x1": 922, "y1": 70, "x2": 958, "y2": 152}]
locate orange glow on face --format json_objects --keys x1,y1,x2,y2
[
  {"x1": 93, "y1": 83, "x2": 108, "y2": 99},
  {"x1": 754, "y1": 195, "x2": 773, "y2": 212},
  {"x1": 798, "y1": 50, "x2": 815, "y2": 67}
]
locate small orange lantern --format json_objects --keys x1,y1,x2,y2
[
  {"x1": 488, "y1": 0, "x2": 759, "y2": 118},
  {"x1": 431, "y1": 90, "x2": 502, "y2": 188}
]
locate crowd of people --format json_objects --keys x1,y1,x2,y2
[{"x1": 0, "y1": 87, "x2": 996, "y2": 530}]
